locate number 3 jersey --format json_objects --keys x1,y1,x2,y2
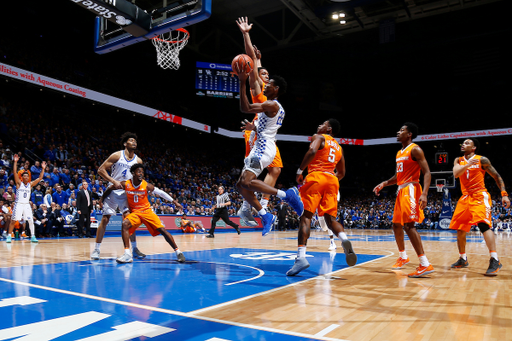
[
  {"x1": 307, "y1": 134, "x2": 342, "y2": 175},
  {"x1": 125, "y1": 179, "x2": 151, "y2": 212},
  {"x1": 396, "y1": 143, "x2": 421, "y2": 186}
]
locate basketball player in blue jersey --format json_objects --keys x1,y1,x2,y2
[
  {"x1": 91, "y1": 132, "x2": 144, "y2": 260},
  {"x1": 235, "y1": 70, "x2": 303, "y2": 236},
  {"x1": 6, "y1": 154, "x2": 46, "y2": 243}
]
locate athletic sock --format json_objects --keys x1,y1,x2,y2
[
  {"x1": 338, "y1": 232, "x2": 348, "y2": 241},
  {"x1": 276, "y1": 190, "x2": 286, "y2": 199},
  {"x1": 490, "y1": 251, "x2": 498, "y2": 261},
  {"x1": 418, "y1": 254, "x2": 430, "y2": 267},
  {"x1": 258, "y1": 208, "x2": 267, "y2": 216},
  {"x1": 260, "y1": 198, "x2": 269, "y2": 209},
  {"x1": 95, "y1": 243, "x2": 101, "y2": 250},
  {"x1": 124, "y1": 248, "x2": 131, "y2": 255},
  {"x1": 460, "y1": 253, "x2": 467, "y2": 261},
  {"x1": 132, "y1": 241, "x2": 137, "y2": 250},
  {"x1": 297, "y1": 245, "x2": 306, "y2": 259},
  {"x1": 399, "y1": 250, "x2": 407, "y2": 259}
]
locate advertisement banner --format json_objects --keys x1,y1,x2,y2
[{"x1": 98, "y1": 214, "x2": 261, "y2": 231}]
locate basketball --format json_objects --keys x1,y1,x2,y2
[{"x1": 231, "y1": 54, "x2": 254, "y2": 75}]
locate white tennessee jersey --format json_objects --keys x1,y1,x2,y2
[
  {"x1": 16, "y1": 182, "x2": 31, "y2": 204},
  {"x1": 256, "y1": 99, "x2": 285, "y2": 142},
  {"x1": 110, "y1": 150, "x2": 139, "y2": 185}
]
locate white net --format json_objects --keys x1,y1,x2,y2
[{"x1": 152, "y1": 29, "x2": 189, "y2": 70}]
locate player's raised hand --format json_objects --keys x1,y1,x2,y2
[
  {"x1": 253, "y1": 45, "x2": 262, "y2": 60},
  {"x1": 373, "y1": 183, "x2": 384, "y2": 196},
  {"x1": 13, "y1": 154, "x2": 19, "y2": 163},
  {"x1": 236, "y1": 17, "x2": 253, "y2": 33},
  {"x1": 237, "y1": 70, "x2": 249, "y2": 82},
  {"x1": 241, "y1": 119, "x2": 255, "y2": 131},
  {"x1": 41, "y1": 161, "x2": 47, "y2": 170}
]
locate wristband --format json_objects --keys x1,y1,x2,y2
[
  {"x1": 296, "y1": 168, "x2": 303, "y2": 175},
  {"x1": 502, "y1": 191, "x2": 509, "y2": 197}
]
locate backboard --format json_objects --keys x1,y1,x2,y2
[
  {"x1": 92, "y1": 0, "x2": 211, "y2": 54},
  {"x1": 429, "y1": 171, "x2": 456, "y2": 191}
]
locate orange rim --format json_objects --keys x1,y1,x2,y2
[{"x1": 152, "y1": 28, "x2": 190, "y2": 44}]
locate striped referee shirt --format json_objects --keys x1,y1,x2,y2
[{"x1": 216, "y1": 193, "x2": 230, "y2": 208}]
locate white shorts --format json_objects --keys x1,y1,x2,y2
[
  {"x1": 102, "y1": 189, "x2": 129, "y2": 216},
  {"x1": 243, "y1": 139, "x2": 277, "y2": 177},
  {"x1": 12, "y1": 203, "x2": 33, "y2": 221}
]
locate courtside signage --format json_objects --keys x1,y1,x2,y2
[{"x1": 0, "y1": 63, "x2": 210, "y2": 133}]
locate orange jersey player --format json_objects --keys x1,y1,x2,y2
[
  {"x1": 287, "y1": 119, "x2": 356, "y2": 277},
  {"x1": 101, "y1": 163, "x2": 185, "y2": 264},
  {"x1": 373, "y1": 123, "x2": 434, "y2": 278},
  {"x1": 236, "y1": 16, "x2": 284, "y2": 227},
  {"x1": 180, "y1": 214, "x2": 206, "y2": 233},
  {"x1": 449, "y1": 138, "x2": 510, "y2": 276}
]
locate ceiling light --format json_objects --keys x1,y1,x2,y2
[
  {"x1": 332, "y1": 14, "x2": 339, "y2": 19},
  {"x1": 340, "y1": 20, "x2": 346, "y2": 24}
]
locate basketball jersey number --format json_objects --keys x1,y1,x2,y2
[
  {"x1": 276, "y1": 113, "x2": 284, "y2": 126},
  {"x1": 328, "y1": 148, "x2": 336, "y2": 163},
  {"x1": 122, "y1": 169, "x2": 128, "y2": 178},
  {"x1": 24, "y1": 193, "x2": 27, "y2": 198},
  {"x1": 397, "y1": 162, "x2": 404, "y2": 173},
  {"x1": 133, "y1": 195, "x2": 139, "y2": 203}
]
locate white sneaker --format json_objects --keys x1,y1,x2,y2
[
  {"x1": 116, "y1": 253, "x2": 133, "y2": 263},
  {"x1": 91, "y1": 249, "x2": 100, "y2": 260},
  {"x1": 328, "y1": 242, "x2": 337, "y2": 251}
]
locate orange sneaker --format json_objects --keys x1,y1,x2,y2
[
  {"x1": 408, "y1": 264, "x2": 434, "y2": 278},
  {"x1": 392, "y1": 257, "x2": 410, "y2": 269},
  {"x1": 21, "y1": 233, "x2": 28, "y2": 238}
]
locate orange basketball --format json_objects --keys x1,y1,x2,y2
[{"x1": 231, "y1": 54, "x2": 254, "y2": 75}]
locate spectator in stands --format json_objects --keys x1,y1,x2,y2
[
  {"x1": 30, "y1": 161, "x2": 42, "y2": 180},
  {"x1": 50, "y1": 203, "x2": 66, "y2": 236},
  {"x1": 43, "y1": 187, "x2": 53, "y2": 207},
  {"x1": 60, "y1": 168, "x2": 71, "y2": 187},
  {"x1": 0, "y1": 168, "x2": 8, "y2": 191},
  {"x1": 55, "y1": 145, "x2": 68, "y2": 167},
  {"x1": 66, "y1": 183, "x2": 77, "y2": 199},
  {"x1": 31, "y1": 183, "x2": 44, "y2": 207},
  {"x1": 3, "y1": 186, "x2": 15, "y2": 202},
  {"x1": 50, "y1": 168, "x2": 61, "y2": 187},
  {"x1": 60, "y1": 203, "x2": 74, "y2": 236},
  {"x1": 34, "y1": 203, "x2": 51, "y2": 237},
  {"x1": 68, "y1": 191, "x2": 76, "y2": 207},
  {"x1": 1, "y1": 150, "x2": 11, "y2": 169},
  {"x1": 52, "y1": 185, "x2": 68, "y2": 207}
]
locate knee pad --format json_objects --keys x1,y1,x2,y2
[{"x1": 477, "y1": 223, "x2": 490, "y2": 234}]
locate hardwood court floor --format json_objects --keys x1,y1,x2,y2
[{"x1": 1, "y1": 229, "x2": 511, "y2": 341}]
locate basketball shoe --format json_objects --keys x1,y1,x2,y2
[
  {"x1": 116, "y1": 253, "x2": 133, "y2": 264},
  {"x1": 485, "y1": 258, "x2": 502, "y2": 276},
  {"x1": 392, "y1": 257, "x2": 410, "y2": 269},
  {"x1": 451, "y1": 257, "x2": 469, "y2": 268},
  {"x1": 177, "y1": 251, "x2": 186, "y2": 263},
  {"x1": 6, "y1": 235, "x2": 12, "y2": 243},
  {"x1": 286, "y1": 257, "x2": 310, "y2": 276},
  {"x1": 342, "y1": 239, "x2": 357, "y2": 266},
  {"x1": 237, "y1": 208, "x2": 258, "y2": 227},
  {"x1": 408, "y1": 264, "x2": 434, "y2": 278},
  {"x1": 328, "y1": 240, "x2": 337, "y2": 251},
  {"x1": 91, "y1": 249, "x2": 100, "y2": 260},
  {"x1": 30, "y1": 235, "x2": 38, "y2": 243},
  {"x1": 283, "y1": 187, "x2": 304, "y2": 216},
  {"x1": 261, "y1": 212, "x2": 276, "y2": 236},
  {"x1": 132, "y1": 247, "x2": 146, "y2": 259}
]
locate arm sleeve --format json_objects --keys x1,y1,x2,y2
[{"x1": 152, "y1": 187, "x2": 174, "y2": 203}]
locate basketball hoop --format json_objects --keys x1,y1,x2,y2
[
  {"x1": 436, "y1": 184, "x2": 445, "y2": 193},
  {"x1": 152, "y1": 28, "x2": 190, "y2": 70}
]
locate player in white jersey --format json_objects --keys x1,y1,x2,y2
[
  {"x1": 6, "y1": 154, "x2": 46, "y2": 243},
  {"x1": 235, "y1": 71, "x2": 303, "y2": 237},
  {"x1": 91, "y1": 132, "x2": 144, "y2": 260}
]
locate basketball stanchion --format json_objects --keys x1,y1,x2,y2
[{"x1": 151, "y1": 28, "x2": 190, "y2": 70}]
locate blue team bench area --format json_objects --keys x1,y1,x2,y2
[{"x1": 0, "y1": 247, "x2": 383, "y2": 340}]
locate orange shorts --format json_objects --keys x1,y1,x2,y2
[
  {"x1": 126, "y1": 209, "x2": 164, "y2": 237},
  {"x1": 392, "y1": 183, "x2": 425, "y2": 225},
  {"x1": 449, "y1": 191, "x2": 492, "y2": 232},
  {"x1": 299, "y1": 172, "x2": 339, "y2": 217},
  {"x1": 181, "y1": 225, "x2": 196, "y2": 233}
]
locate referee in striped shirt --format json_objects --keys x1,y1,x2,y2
[{"x1": 207, "y1": 186, "x2": 240, "y2": 238}]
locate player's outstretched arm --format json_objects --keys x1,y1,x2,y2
[
  {"x1": 373, "y1": 174, "x2": 397, "y2": 196},
  {"x1": 296, "y1": 134, "x2": 324, "y2": 184},
  {"x1": 149, "y1": 184, "x2": 175, "y2": 204},
  {"x1": 12, "y1": 154, "x2": 21, "y2": 187},
  {"x1": 98, "y1": 151, "x2": 122, "y2": 188},
  {"x1": 481, "y1": 157, "x2": 510, "y2": 208}
]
